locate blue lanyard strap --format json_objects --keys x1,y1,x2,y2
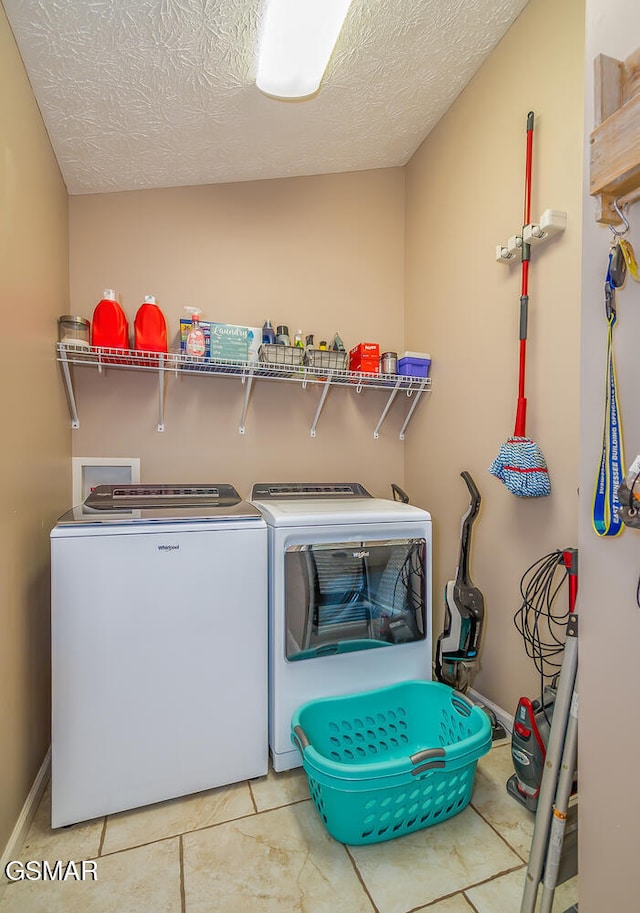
[{"x1": 592, "y1": 276, "x2": 625, "y2": 537}]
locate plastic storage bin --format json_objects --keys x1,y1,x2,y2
[
  {"x1": 398, "y1": 352, "x2": 431, "y2": 378},
  {"x1": 291, "y1": 680, "x2": 491, "y2": 845}
]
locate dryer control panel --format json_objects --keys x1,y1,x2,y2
[{"x1": 251, "y1": 482, "x2": 371, "y2": 500}]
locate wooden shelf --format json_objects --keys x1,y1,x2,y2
[{"x1": 590, "y1": 47, "x2": 640, "y2": 224}]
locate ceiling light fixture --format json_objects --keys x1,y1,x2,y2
[{"x1": 256, "y1": 0, "x2": 354, "y2": 100}]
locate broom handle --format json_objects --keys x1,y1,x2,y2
[{"x1": 514, "y1": 112, "x2": 534, "y2": 438}]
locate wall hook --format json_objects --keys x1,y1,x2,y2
[{"x1": 610, "y1": 198, "x2": 630, "y2": 238}]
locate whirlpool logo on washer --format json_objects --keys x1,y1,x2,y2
[
  {"x1": 157, "y1": 544, "x2": 180, "y2": 552},
  {"x1": 352, "y1": 550, "x2": 369, "y2": 558}
]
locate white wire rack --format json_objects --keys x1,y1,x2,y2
[{"x1": 56, "y1": 343, "x2": 431, "y2": 438}]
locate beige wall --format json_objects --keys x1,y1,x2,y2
[
  {"x1": 405, "y1": 0, "x2": 585, "y2": 714},
  {"x1": 0, "y1": 7, "x2": 70, "y2": 853},
  {"x1": 68, "y1": 171, "x2": 409, "y2": 498}
]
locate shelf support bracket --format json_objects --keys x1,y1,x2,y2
[
  {"x1": 310, "y1": 374, "x2": 333, "y2": 437},
  {"x1": 239, "y1": 371, "x2": 255, "y2": 434},
  {"x1": 59, "y1": 348, "x2": 80, "y2": 429},
  {"x1": 373, "y1": 380, "x2": 403, "y2": 439},
  {"x1": 157, "y1": 355, "x2": 166, "y2": 431},
  {"x1": 399, "y1": 381, "x2": 428, "y2": 440}
]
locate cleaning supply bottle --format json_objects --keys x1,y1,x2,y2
[
  {"x1": 331, "y1": 332, "x2": 345, "y2": 352},
  {"x1": 262, "y1": 320, "x2": 276, "y2": 345},
  {"x1": 275, "y1": 325, "x2": 291, "y2": 346},
  {"x1": 134, "y1": 295, "x2": 168, "y2": 354},
  {"x1": 294, "y1": 329, "x2": 304, "y2": 348},
  {"x1": 91, "y1": 289, "x2": 129, "y2": 350},
  {"x1": 185, "y1": 307, "x2": 206, "y2": 358}
]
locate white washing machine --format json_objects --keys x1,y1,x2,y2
[
  {"x1": 251, "y1": 482, "x2": 432, "y2": 771},
  {"x1": 50, "y1": 483, "x2": 268, "y2": 827}
]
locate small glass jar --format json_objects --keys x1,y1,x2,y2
[{"x1": 58, "y1": 315, "x2": 90, "y2": 348}]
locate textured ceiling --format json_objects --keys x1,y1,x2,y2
[{"x1": 3, "y1": 0, "x2": 529, "y2": 195}]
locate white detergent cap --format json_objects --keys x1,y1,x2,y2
[
  {"x1": 103, "y1": 289, "x2": 118, "y2": 300},
  {"x1": 144, "y1": 295, "x2": 156, "y2": 304}
]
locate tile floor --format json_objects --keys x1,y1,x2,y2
[{"x1": 1, "y1": 738, "x2": 578, "y2": 913}]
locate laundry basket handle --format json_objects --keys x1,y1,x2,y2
[
  {"x1": 292, "y1": 725, "x2": 310, "y2": 755},
  {"x1": 410, "y1": 747, "x2": 446, "y2": 776},
  {"x1": 451, "y1": 691, "x2": 473, "y2": 717}
]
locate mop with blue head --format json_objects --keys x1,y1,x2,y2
[{"x1": 489, "y1": 112, "x2": 551, "y2": 498}]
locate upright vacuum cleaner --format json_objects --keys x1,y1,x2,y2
[
  {"x1": 435, "y1": 471, "x2": 485, "y2": 693},
  {"x1": 434, "y1": 472, "x2": 505, "y2": 738}
]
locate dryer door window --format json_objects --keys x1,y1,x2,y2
[{"x1": 284, "y1": 538, "x2": 426, "y2": 661}]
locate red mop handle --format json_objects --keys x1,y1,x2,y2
[
  {"x1": 514, "y1": 112, "x2": 534, "y2": 438},
  {"x1": 562, "y1": 548, "x2": 578, "y2": 613},
  {"x1": 523, "y1": 111, "x2": 534, "y2": 226}
]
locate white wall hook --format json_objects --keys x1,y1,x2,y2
[
  {"x1": 497, "y1": 209, "x2": 567, "y2": 264},
  {"x1": 523, "y1": 209, "x2": 567, "y2": 245},
  {"x1": 496, "y1": 243, "x2": 519, "y2": 264}
]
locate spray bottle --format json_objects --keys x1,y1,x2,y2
[{"x1": 184, "y1": 307, "x2": 206, "y2": 358}]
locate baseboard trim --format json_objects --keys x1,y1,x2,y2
[
  {"x1": 468, "y1": 688, "x2": 514, "y2": 736},
  {"x1": 0, "y1": 746, "x2": 51, "y2": 894}
]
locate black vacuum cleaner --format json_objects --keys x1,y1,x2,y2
[
  {"x1": 435, "y1": 471, "x2": 485, "y2": 693},
  {"x1": 433, "y1": 472, "x2": 505, "y2": 739},
  {"x1": 392, "y1": 474, "x2": 503, "y2": 737}
]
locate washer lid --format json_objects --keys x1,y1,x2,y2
[
  {"x1": 55, "y1": 483, "x2": 264, "y2": 526},
  {"x1": 86, "y1": 483, "x2": 243, "y2": 510}
]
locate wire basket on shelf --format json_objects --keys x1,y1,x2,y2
[
  {"x1": 259, "y1": 344, "x2": 305, "y2": 368},
  {"x1": 304, "y1": 349, "x2": 348, "y2": 371},
  {"x1": 291, "y1": 680, "x2": 491, "y2": 845}
]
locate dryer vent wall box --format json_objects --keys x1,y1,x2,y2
[
  {"x1": 251, "y1": 482, "x2": 433, "y2": 772},
  {"x1": 50, "y1": 484, "x2": 268, "y2": 828}
]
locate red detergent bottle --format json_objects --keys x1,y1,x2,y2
[
  {"x1": 134, "y1": 295, "x2": 168, "y2": 365},
  {"x1": 91, "y1": 289, "x2": 129, "y2": 359}
]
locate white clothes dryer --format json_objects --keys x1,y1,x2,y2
[{"x1": 251, "y1": 483, "x2": 432, "y2": 771}]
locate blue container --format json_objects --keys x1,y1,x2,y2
[
  {"x1": 291, "y1": 680, "x2": 491, "y2": 845},
  {"x1": 398, "y1": 352, "x2": 431, "y2": 378}
]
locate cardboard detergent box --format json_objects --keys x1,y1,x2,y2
[
  {"x1": 179, "y1": 321, "x2": 261, "y2": 362},
  {"x1": 349, "y1": 342, "x2": 380, "y2": 374}
]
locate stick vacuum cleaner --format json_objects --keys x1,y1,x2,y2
[{"x1": 435, "y1": 471, "x2": 485, "y2": 694}]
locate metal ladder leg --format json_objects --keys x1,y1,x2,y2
[
  {"x1": 521, "y1": 547, "x2": 579, "y2": 913},
  {"x1": 539, "y1": 676, "x2": 579, "y2": 913},
  {"x1": 520, "y1": 620, "x2": 578, "y2": 913}
]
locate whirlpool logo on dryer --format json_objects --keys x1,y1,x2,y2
[{"x1": 157, "y1": 544, "x2": 180, "y2": 552}]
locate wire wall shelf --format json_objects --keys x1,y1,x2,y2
[{"x1": 56, "y1": 343, "x2": 431, "y2": 438}]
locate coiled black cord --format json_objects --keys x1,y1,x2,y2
[{"x1": 513, "y1": 550, "x2": 571, "y2": 711}]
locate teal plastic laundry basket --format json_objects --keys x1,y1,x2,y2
[{"x1": 291, "y1": 680, "x2": 491, "y2": 845}]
